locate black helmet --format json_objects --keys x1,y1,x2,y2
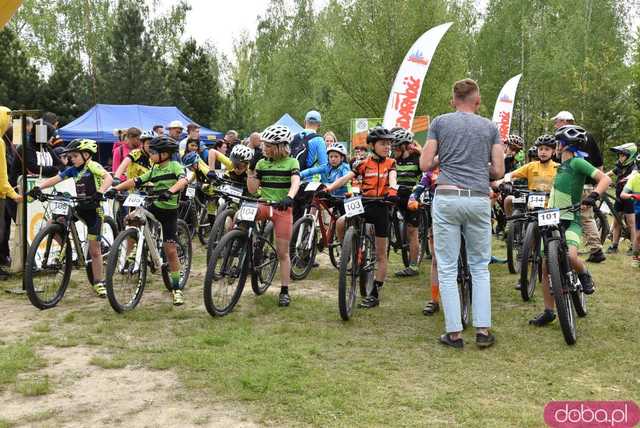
[
  {"x1": 367, "y1": 126, "x2": 394, "y2": 144},
  {"x1": 555, "y1": 125, "x2": 587, "y2": 148},
  {"x1": 149, "y1": 135, "x2": 178, "y2": 153},
  {"x1": 527, "y1": 146, "x2": 539, "y2": 160},
  {"x1": 534, "y1": 134, "x2": 556, "y2": 148}
]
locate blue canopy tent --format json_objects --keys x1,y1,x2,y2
[{"x1": 275, "y1": 113, "x2": 304, "y2": 134}]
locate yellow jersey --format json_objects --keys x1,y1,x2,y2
[
  {"x1": 126, "y1": 149, "x2": 152, "y2": 179},
  {"x1": 510, "y1": 160, "x2": 558, "y2": 192}
]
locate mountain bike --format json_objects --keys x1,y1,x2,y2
[
  {"x1": 203, "y1": 195, "x2": 278, "y2": 317},
  {"x1": 594, "y1": 188, "x2": 628, "y2": 246},
  {"x1": 206, "y1": 180, "x2": 245, "y2": 261},
  {"x1": 24, "y1": 192, "x2": 117, "y2": 309},
  {"x1": 508, "y1": 204, "x2": 587, "y2": 345},
  {"x1": 104, "y1": 191, "x2": 192, "y2": 313},
  {"x1": 517, "y1": 191, "x2": 551, "y2": 301},
  {"x1": 507, "y1": 190, "x2": 548, "y2": 275}
]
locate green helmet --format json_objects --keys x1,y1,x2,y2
[
  {"x1": 63, "y1": 138, "x2": 98, "y2": 155},
  {"x1": 610, "y1": 143, "x2": 638, "y2": 167}
]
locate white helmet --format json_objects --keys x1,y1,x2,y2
[
  {"x1": 327, "y1": 142, "x2": 347, "y2": 158},
  {"x1": 230, "y1": 144, "x2": 254, "y2": 163},
  {"x1": 140, "y1": 130, "x2": 154, "y2": 141},
  {"x1": 260, "y1": 124, "x2": 293, "y2": 144}
]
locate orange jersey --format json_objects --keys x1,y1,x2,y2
[{"x1": 354, "y1": 156, "x2": 397, "y2": 197}]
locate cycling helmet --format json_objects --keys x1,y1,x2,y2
[
  {"x1": 555, "y1": 125, "x2": 587, "y2": 147},
  {"x1": 610, "y1": 143, "x2": 638, "y2": 167},
  {"x1": 392, "y1": 128, "x2": 413, "y2": 148},
  {"x1": 327, "y1": 142, "x2": 347, "y2": 158},
  {"x1": 229, "y1": 144, "x2": 254, "y2": 163},
  {"x1": 527, "y1": 146, "x2": 539, "y2": 160},
  {"x1": 534, "y1": 134, "x2": 556, "y2": 148},
  {"x1": 182, "y1": 151, "x2": 200, "y2": 168},
  {"x1": 140, "y1": 130, "x2": 154, "y2": 141},
  {"x1": 63, "y1": 138, "x2": 97, "y2": 155},
  {"x1": 260, "y1": 124, "x2": 293, "y2": 145},
  {"x1": 149, "y1": 135, "x2": 178, "y2": 153},
  {"x1": 366, "y1": 126, "x2": 394, "y2": 144},
  {"x1": 506, "y1": 134, "x2": 524, "y2": 149}
]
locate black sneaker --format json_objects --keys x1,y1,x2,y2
[
  {"x1": 312, "y1": 261, "x2": 320, "y2": 268},
  {"x1": 586, "y1": 250, "x2": 606, "y2": 263},
  {"x1": 578, "y1": 272, "x2": 595, "y2": 295},
  {"x1": 358, "y1": 296, "x2": 379, "y2": 309},
  {"x1": 439, "y1": 333, "x2": 464, "y2": 349},
  {"x1": 529, "y1": 310, "x2": 556, "y2": 326},
  {"x1": 278, "y1": 293, "x2": 290, "y2": 307},
  {"x1": 422, "y1": 301, "x2": 439, "y2": 316},
  {"x1": 476, "y1": 332, "x2": 496, "y2": 348},
  {"x1": 606, "y1": 245, "x2": 618, "y2": 254}
]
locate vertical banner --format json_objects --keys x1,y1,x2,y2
[
  {"x1": 492, "y1": 74, "x2": 522, "y2": 142},
  {"x1": 382, "y1": 22, "x2": 452, "y2": 130}
]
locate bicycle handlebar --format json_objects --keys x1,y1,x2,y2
[{"x1": 506, "y1": 203, "x2": 581, "y2": 221}]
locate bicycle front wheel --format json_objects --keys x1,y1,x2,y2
[
  {"x1": 251, "y1": 221, "x2": 278, "y2": 295},
  {"x1": 519, "y1": 221, "x2": 541, "y2": 301},
  {"x1": 207, "y1": 208, "x2": 235, "y2": 261},
  {"x1": 85, "y1": 215, "x2": 118, "y2": 285},
  {"x1": 105, "y1": 228, "x2": 148, "y2": 313},
  {"x1": 338, "y1": 226, "x2": 358, "y2": 320},
  {"x1": 457, "y1": 240, "x2": 472, "y2": 329},
  {"x1": 25, "y1": 223, "x2": 73, "y2": 310},
  {"x1": 203, "y1": 229, "x2": 250, "y2": 316},
  {"x1": 548, "y1": 240, "x2": 577, "y2": 345},
  {"x1": 290, "y1": 216, "x2": 317, "y2": 280}
]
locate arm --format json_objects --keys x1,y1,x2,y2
[
  {"x1": 420, "y1": 139, "x2": 438, "y2": 171},
  {"x1": 115, "y1": 178, "x2": 136, "y2": 192},
  {"x1": 592, "y1": 170, "x2": 612, "y2": 196},
  {"x1": 389, "y1": 168, "x2": 398, "y2": 189},
  {"x1": 328, "y1": 171, "x2": 355, "y2": 191},
  {"x1": 309, "y1": 137, "x2": 328, "y2": 169},
  {"x1": 288, "y1": 174, "x2": 301, "y2": 199},
  {"x1": 113, "y1": 156, "x2": 132, "y2": 180},
  {"x1": 489, "y1": 143, "x2": 505, "y2": 180},
  {"x1": 300, "y1": 163, "x2": 327, "y2": 180},
  {"x1": 208, "y1": 149, "x2": 233, "y2": 171},
  {"x1": 98, "y1": 172, "x2": 113, "y2": 193},
  {"x1": 169, "y1": 177, "x2": 189, "y2": 194},
  {"x1": 38, "y1": 174, "x2": 63, "y2": 190},
  {"x1": 247, "y1": 172, "x2": 260, "y2": 195}
]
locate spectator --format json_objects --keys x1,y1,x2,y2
[
  {"x1": 42, "y1": 111, "x2": 59, "y2": 129},
  {"x1": 247, "y1": 131, "x2": 263, "y2": 170},
  {"x1": 224, "y1": 130, "x2": 239, "y2": 149},
  {"x1": 552, "y1": 111, "x2": 606, "y2": 263},
  {"x1": 167, "y1": 120, "x2": 184, "y2": 141},
  {"x1": 420, "y1": 78, "x2": 504, "y2": 349},
  {"x1": 324, "y1": 131, "x2": 337, "y2": 147},
  {"x1": 179, "y1": 123, "x2": 200, "y2": 154},
  {"x1": 153, "y1": 125, "x2": 164, "y2": 136},
  {"x1": 112, "y1": 127, "x2": 141, "y2": 181}
]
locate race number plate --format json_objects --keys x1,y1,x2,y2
[
  {"x1": 528, "y1": 193, "x2": 547, "y2": 209},
  {"x1": 185, "y1": 186, "x2": 196, "y2": 198},
  {"x1": 305, "y1": 181, "x2": 321, "y2": 192},
  {"x1": 352, "y1": 187, "x2": 361, "y2": 194},
  {"x1": 538, "y1": 209, "x2": 560, "y2": 226},
  {"x1": 237, "y1": 202, "x2": 259, "y2": 222},
  {"x1": 215, "y1": 170, "x2": 225, "y2": 179},
  {"x1": 51, "y1": 201, "x2": 70, "y2": 216},
  {"x1": 124, "y1": 193, "x2": 145, "y2": 207},
  {"x1": 512, "y1": 194, "x2": 526, "y2": 204},
  {"x1": 219, "y1": 184, "x2": 243, "y2": 197},
  {"x1": 344, "y1": 196, "x2": 365, "y2": 218}
]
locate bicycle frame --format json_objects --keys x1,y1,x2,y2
[
  {"x1": 297, "y1": 195, "x2": 339, "y2": 250},
  {"x1": 123, "y1": 202, "x2": 164, "y2": 272}
]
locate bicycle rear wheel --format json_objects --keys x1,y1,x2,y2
[
  {"x1": 85, "y1": 216, "x2": 118, "y2": 285},
  {"x1": 251, "y1": 222, "x2": 278, "y2": 295},
  {"x1": 571, "y1": 275, "x2": 588, "y2": 317},
  {"x1": 519, "y1": 222, "x2": 541, "y2": 301},
  {"x1": 338, "y1": 226, "x2": 358, "y2": 320},
  {"x1": 359, "y1": 225, "x2": 376, "y2": 298},
  {"x1": 548, "y1": 240, "x2": 577, "y2": 345},
  {"x1": 506, "y1": 212, "x2": 523, "y2": 274},
  {"x1": 197, "y1": 209, "x2": 213, "y2": 246},
  {"x1": 458, "y1": 238, "x2": 472, "y2": 329},
  {"x1": 594, "y1": 207, "x2": 609, "y2": 245},
  {"x1": 203, "y1": 229, "x2": 250, "y2": 316},
  {"x1": 105, "y1": 228, "x2": 148, "y2": 313},
  {"x1": 25, "y1": 223, "x2": 73, "y2": 310},
  {"x1": 416, "y1": 210, "x2": 430, "y2": 265},
  {"x1": 327, "y1": 221, "x2": 341, "y2": 270},
  {"x1": 290, "y1": 216, "x2": 317, "y2": 280},
  {"x1": 207, "y1": 208, "x2": 235, "y2": 261}
]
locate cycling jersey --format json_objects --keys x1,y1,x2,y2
[
  {"x1": 58, "y1": 160, "x2": 107, "y2": 207},
  {"x1": 510, "y1": 160, "x2": 558, "y2": 192},
  {"x1": 395, "y1": 153, "x2": 421, "y2": 189},
  {"x1": 549, "y1": 157, "x2": 598, "y2": 222},
  {"x1": 300, "y1": 162, "x2": 351, "y2": 197},
  {"x1": 126, "y1": 149, "x2": 151, "y2": 179},
  {"x1": 353, "y1": 156, "x2": 397, "y2": 197},
  {"x1": 622, "y1": 171, "x2": 640, "y2": 195},
  {"x1": 135, "y1": 160, "x2": 186, "y2": 210},
  {"x1": 255, "y1": 157, "x2": 300, "y2": 202}
]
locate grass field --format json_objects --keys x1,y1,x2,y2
[{"x1": 0, "y1": 238, "x2": 638, "y2": 427}]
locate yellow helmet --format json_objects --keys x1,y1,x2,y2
[{"x1": 63, "y1": 138, "x2": 98, "y2": 155}]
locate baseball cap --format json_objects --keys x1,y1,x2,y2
[
  {"x1": 551, "y1": 111, "x2": 575, "y2": 121},
  {"x1": 168, "y1": 120, "x2": 184, "y2": 129},
  {"x1": 304, "y1": 110, "x2": 322, "y2": 124}
]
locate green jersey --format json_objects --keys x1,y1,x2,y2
[
  {"x1": 395, "y1": 153, "x2": 421, "y2": 188},
  {"x1": 255, "y1": 156, "x2": 300, "y2": 202},
  {"x1": 136, "y1": 160, "x2": 186, "y2": 210},
  {"x1": 549, "y1": 157, "x2": 598, "y2": 221}
]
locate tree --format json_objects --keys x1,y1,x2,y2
[{"x1": 0, "y1": 28, "x2": 43, "y2": 110}]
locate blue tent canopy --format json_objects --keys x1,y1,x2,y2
[
  {"x1": 58, "y1": 104, "x2": 223, "y2": 143},
  {"x1": 275, "y1": 113, "x2": 304, "y2": 134}
]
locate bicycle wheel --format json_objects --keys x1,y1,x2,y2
[
  {"x1": 328, "y1": 221, "x2": 341, "y2": 270},
  {"x1": 399, "y1": 221, "x2": 410, "y2": 268},
  {"x1": 519, "y1": 221, "x2": 541, "y2": 301},
  {"x1": 338, "y1": 226, "x2": 358, "y2": 320},
  {"x1": 207, "y1": 208, "x2": 235, "y2": 261},
  {"x1": 458, "y1": 240, "x2": 472, "y2": 329},
  {"x1": 251, "y1": 222, "x2": 278, "y2": 295},
  {"x1": 594, "y1": 206, "x2": 609, "y2": 245},
  {"x1": 416, "y1": 210, "x2": 430, "y2": 265},
  {"x1": 161, "y1": 220, "x2": 192, "y2": 292},
  {"x1": 506, "y1": 213, "x2": 522, "y2": 274},
  {"x1": 571, "y1": 275, "x2": 588, "y2": 317},
  {"x1": 290, "y1": 216, "x2": 317, "y2": 280},
  {"x1": 203, "y1": 229, "x2": 250, "y2": 316},
  {"x1": 548, "y1": 240, "x2": 577, "y2": 345},
  {"x1": 197, "y1": 208, "x2": 213, "y2": 246},
  {"x1": 359, "y1": 225, "x2": 376, "y2": 298},
  {"x1": 85, "y1": 216, "x2": 118, "y2": 285},
  {"x1": 105, "y1": 228, "x2": 148, "y2": 313},
  {"x1": 24, "y1": 223, "x2": 73, "y2": 310}
]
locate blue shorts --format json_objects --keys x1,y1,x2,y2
[{"x1": 635, "y1": 201, "x2": 640, "y2": 230}]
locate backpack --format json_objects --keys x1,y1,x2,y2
[{"x1": 289, "y1": 132, "x2": 319, "y2": 171}]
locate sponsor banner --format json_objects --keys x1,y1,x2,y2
[
  {"x1": 492, "y1": 73, "x2": 522, "y2": 142},
  {"x1": 382, "y1": 22, "x2": 452, "y2": 131},
  {"x1": 351, "y1": 116, "x2": 429, "y2": 151}
]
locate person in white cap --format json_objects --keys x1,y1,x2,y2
[
  {"x1": 167, "y1": 120, "x2": 184, "y2": 141},
  {"x1": 552, "y1": 110, "x2": 606, "y2": 263}
]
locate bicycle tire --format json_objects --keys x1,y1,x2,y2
[
  {"x1": 328, "y1": 221, "x2": 341, "y2": 270},
  {"x1": 458, "y1": 237, "x2": 472, "y2": 329},
  {"x1": 399, "y1": 221, "x2": 410, "y2": 268},
  {"x1": 161, "y1": 220, "x2": 192, "y2": 292},
  {"x1": 203, "y1": 229, "x2": 250, "y2": 316},
  {"x1": 416, "y1": 210, "x2": 430, "y2": 265},
  {"x1": 207, "y1": 208, "x2": 235, "y2": 261},
  {"x1": 290, "y1": 216, "x2": 317, "y2": 280},
  {"x1": 338, "y1": 226, "x2": 358, "y2": 320},
  {"x1": 25, "y1": 223, "x2": 73, "y2": 310},
  {"x1": 251, "y1": 221, "x2": 278, "y2": 295},
  {"x1": 594, "y1": 207, "x2": 609, "y2": 245},
  {"x1": 519, "y1": 221, "x2": 541, "y2": 301},
  {"x1": 359, "y1": 225, "x2": 376, "y2": 298},
  {"x1": 548, "y1": 240, "x2": 577, "y2": 345},
  {"x1": 105, "y1": 227, "x2": 148, "y2": 313},
  {"x1": 85, "y1": 215, "x2": 118, "y2": 285},
  {"x1": 571, "y1": 276, "x2": 588, "y2": 317},
  {"x1": 197, "y1": 208, "x2": 213, "y2": 246},
  {"x1": 506, "y1": 215, "x2": 519, "y2": 274}
]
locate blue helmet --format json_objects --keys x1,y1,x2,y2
[{"x1": 182, "y1": 151, "x2": 200, "y2": 168}]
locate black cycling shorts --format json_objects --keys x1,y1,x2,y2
[
  {"x1": 614, "y1": 199, "x2": 635, "y2": 215},
  {"x1": 148, "y1": 205, "x2": 179, "y2": 241},
  {"x1": 76, "y1": 207, "x2": 103, "y2": 241},
  {"x1": 398, "y1": 197, "x2": 420, "y2": 227},
  {"x1": 364, "y1": 202, "x2": 389, "y2": 238}
]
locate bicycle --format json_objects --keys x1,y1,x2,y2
[
  {"x1": 508, "y1": 204, "x2": 587, "y2": 345},
  {"x1": 203, "y1": 195, "x2": 278, "y2": 317},
  {"x1": 104, "y1": 191, "x2": 193, "y2": 313},
  {"x1": 206, "y1": 180, "x2": 245, "y2": 261},
  {"x1": 594, "y1": 188, "x2": 628, "y2": 246},
  {"x1": 289, "y1": 182, "x2": 343, "y2": 280},
  {"x1": 387, "y1": 197, "x2": 430, "y2": 268},
  {"x1": 517, "y1": 191, "x2": 551, "y2": 301},
  {"x1": 24, "y1": 192, "x2": 117, "y2": 309}
]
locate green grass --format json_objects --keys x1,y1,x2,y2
[
  {"x1": 15, "y1": 374, "x2": 51, "y2": 396},
  {"x1": 0, "y1": 239, "x2": 638, "y2": 426},
  {"x1": 0, "y1": 343, "x2": 43, "y2": 391}
]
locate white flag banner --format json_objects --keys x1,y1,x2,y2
[
  {"x1": 382, "y1": 22, "x2": 452, "y2": 130},
  {"x1": 492, "y1": 74, "x2": 522, "y2": 142}
]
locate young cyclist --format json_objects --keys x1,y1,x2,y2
[
  {"x1": 391, "y1": 128, "x2": 422, "y2": 277},
  {"x1": 331, "y1": 126, "x2": 398, "y2": 309},
  {"x1": 606, "y1": 143, "x2": 637, "y2": 254},
  {"x1": 504, "y1": 134, "x2": 524, "y2": 173},
  {"x1": 113, "y1": 130, "x2": 154, "y2": 181},
  {"x1": 110, "y1": 136, "x2": 189, "y2": 306},
  {"x1": 620, "y1": 156, "x2": 640, "y2": 266},
  {"x1": 28, "y1": 139, "x2": 113, "y2": 297},
  {"x1": 529, "y1": 125, "x2": 611, "y2": 326},
  {"x1": 247, "y1": 125, "x2": 301, "y2": 307}
]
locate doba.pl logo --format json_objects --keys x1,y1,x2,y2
[{"x1": 544, "y1": 401, "x2": 640, "y2": 427}]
